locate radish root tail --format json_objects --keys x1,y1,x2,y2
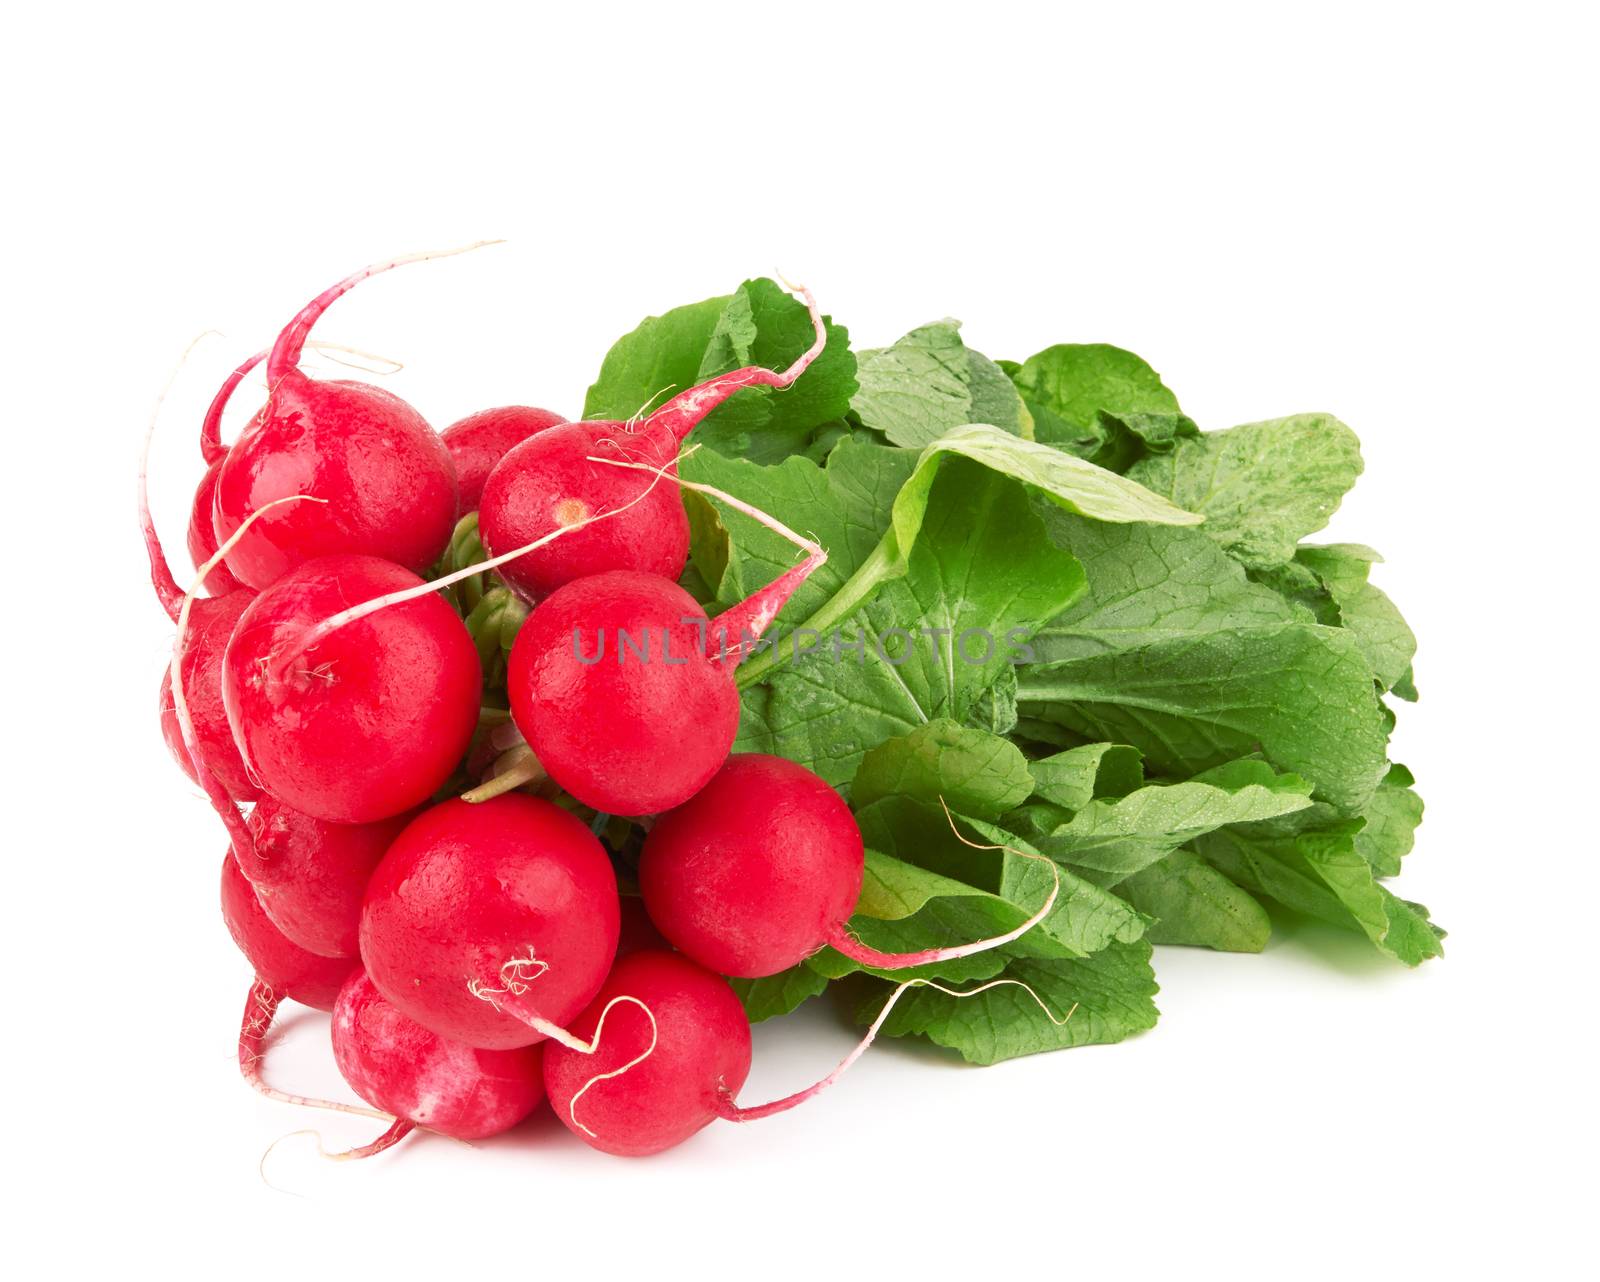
[
  {"x1": 642, "y1": 282, "x2": 826, "y2": 445},
  {"x1": 140, "y1": 332, "x2": 222, "y2": 620},
  {"x1": 584, "y1": 455, "x2": 828, "y2": 663},
  {"x1": 266, "y1": 240, "x2": 503, "y2": 382},
  {"x1": 259, "y1": 1118, "x2": 418, "y2": 1184},
  {"x1": 715, "y1": 977, "x2": 1076, "y2": 1123},
  {"x1": 468, "y1": 949, "x2": 659, "y2": 1138},
  {"x1": 200, "y1": 349, "x2": 268, "y2": 465},
  {"x1": 237, "y1": 978, "x2": 391, "y2": 1121},
  {"x1": 824, "y1": 799, "x2": 1062, "y2": 969},
  {"x1": 563, "y1": 996, "x2": 661, "y2": 1139}
]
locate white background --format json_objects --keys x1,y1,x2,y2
[{"x1": 6, "y1": 2, "x2": 1595, "y2": 1276}]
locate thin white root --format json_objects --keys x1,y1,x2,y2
[
  {"x1": 563, "y1": 996, "x2": 660, "y2": 1138},
  {"x1": 467, "y1": 948, "x2": 551, "y2": 1009},
  {"x1": 464, "y1": 947, "x2": 659, "y2": 1139},
  {"x1": 932, "y1": 799, "x2": 1064, "y2": 956},
  {"x1": 893, "y1": 975, "x2": 1076, "y2": 1026},
  {"x1": 138, "y1": 331, "x2": 223, "y2": 616},
  {"x1": 626, "y1": 383, "x2": 680, "y2": 429},
  {"x1": 718, "y1": 977, "x2": 1076, "y2": 1122},
  {"x1": 586, "y1": 454, "x2": 825, "y2": 563},
  {"x1": 258, "y1": 1118, "x2": 415, "y2": 1191},
  {"x1": 825, "y1": 801, "x2": 1061, "y2": 969},
  {"x1": 305, "y1": 340, "x2": 405, "y2": 375},
  {"x1": 140, "y1": 330, "x2": 221, "y2": 484},
  {"x1": 244, "y1": 1073, "x2": 393, "y2": 1123}
]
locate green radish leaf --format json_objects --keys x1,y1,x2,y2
[
  {"x1": 728, "y1": 966, "x2": 830, "y2": 1024},
  {"x1": 1117, "y1": 850, "x2": 1272, "y2": 952},
  {"x1": 1127, "y1": 413, "x2": 1363, "y2": 569},
  {"x1": 1291, "y1": 543, "x2": 1417, "y2": 693},
  {"x1": 1007, "y1": 343, "x2": 1190, "y2": 472},
  {"x1": 1025, "y1": 743, "x2": 1145, "y2": 812},
  {"x1": 851, "y1": 321, "x2": 973, "y2": 448},
  {"x1": 584, "y1": 293, "x2": 731, "y2": 421},
  {"x1": 851, "y1": 720, "x2": 1034, "y2": 818},
  {"x1": 852, "y1": 940, "x2": 1160, "y2": 1064},
  {"x1": 842, "y1": 806, "x2": 1146, "y2": 963},
  {"x1": 1353, "y1": 764, "x2": 1424, "y2": 878},
  {"x1": 1191, "y1": 813, "x2": 1444, "y2": 966},
  {"x1": 1011, "y1": 343, "x2": 1182, "y2": 435},
  {"x1": 583, "y1": 278, "x2": 856, "y2": 463},
  {"x1": 690, "y1": 279, "x2": 858, "y2": 462},
  {"x1": 1031, "y1": 510, "x2": 1305, "y2": 663},
  {"x1": 682, "y1": 439, "x2": 919, "y2": 622},
  {"x1": 967, "y1": 348, "x2": 1032, "y2": 438},
  {"x1": 1022, "y1": 758, "x2": 1315, "y2": 885},
  {"x1": 966, "y1": 667, "x2": 1020, "y2": 736},
  {"x1": 746, "y1": 458, "x2": 1087, "y2": 784},
  {"x1": 730, "y1": 423, "x2": 1200, "y2": 692},
  {"x1": 1018, "y1": 623, "x2": 1391, "y2": 813},
  {"x1": 462, "y1": 588, "x2": 529, "y2": 691}
]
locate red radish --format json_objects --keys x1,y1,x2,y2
[
  {"x1": 139, "y1": 372, "x2": 259, "y2": 800},
  {"x1": 641, "y1": 755, "x2": 1063, "y2": 978},
  {"x1": 332, "y1": 969, "x2": 547, "y2": 1150},
  {"x1": 222, "y1": 854, "x2": 353, "y2": 1013},
  {"x1": 156, "y1": 587, "x2": 259, "y2": 801},
  {"x1": 240, "y1": 799, "x2": 410, "y2": 958},
  {"x1": 479, "y1": 421, "x2": 691, "y2": 600},
  {"x1": 186, "y1": 461, "x2": 242, "y2": 596},
  {"x1": 227, "y1": 833, "x2": 397, "y2": 1127},
  {"x1": 547, "y1": 953, "x2": 1072, "y2": 1156},
  {"x1": 223, "y1": 840, "x2": 391, "y2": 1126},
  {"x1": 359, "y1": 796, "x2": 621, "y2": 1050},
  {"x1": 211, "y1": 248, "x2": 487, "y2": 589},
  {"x1": 640, "y1": 755, "x2": 861, "y2": 977},
  {"x1": 443, "y1": 406, "x2": 567, "y2": 511},
  {"x1": 167, "y1": 495, "x2": 323, "y2": 864},
  {"x1": 478, "y1": 286, "x2": 826, "y2": 600},
  {"x1": 221, "y1": 554, "x2": 481, "y2": 823},
  {"x1": 508, "y1": 572, "x2": 740, "y2": 816},
  {"x1": 188, "y1": 349, "x2": 267, "y2": 595},
  {"x1": 238, "y1": 979, "x2": 391, "y2": 1125},
  {"x1": 507, "y1": 472, "x2": 828, "y2": 815},
  {"x1": 544, "y1": 950, "x2": 750, "y2": 1157}
]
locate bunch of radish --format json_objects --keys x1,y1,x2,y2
[{"x1": 144, "y1": 251, "x2": 1056, "y2": 1161}]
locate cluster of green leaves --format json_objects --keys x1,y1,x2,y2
[{"x1": 582, "y1": 280, "x2": 1439, "y2": 1062}]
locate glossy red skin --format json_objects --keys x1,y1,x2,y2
[
  {"x1": 239, "y1": 799, "x2": 409, "y2": 958},
  {"x1": 158, "y1": 589, "x2": 261, "y2": 801},
  {"x1": 508, "y1": 571, "x2": 739, "y2": 816},
  {"x1": 220, "y1": 854, "x2": 353, "y2": 1011},
  {"x1": 443, "y1": 406, "x2": 567, "y2": 511},
  {"x1": 478, "y1": 420, "x2": 689, "y2": 600},
  {"x1": 213, "y1": 375, "x2": 458, "y2": 590},
  {"x1": 359, "y1": 796, "x2": 621, "y2": 1050},
  {"x1": 186, "y1": 460, "x2": 243, "y2": 595},
  {"x1": 333, "y1": 969, "x2": 547, "y2": 1140},
  {"x1": 544, "y1": 950, "x2": 751, "y2": 1157},
  {"x1": 640, "y1": 755, "x2": 865, "y2": 978},
  {"x1": 221, "y1": 555, "x2": 481, "y2": 823}
]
